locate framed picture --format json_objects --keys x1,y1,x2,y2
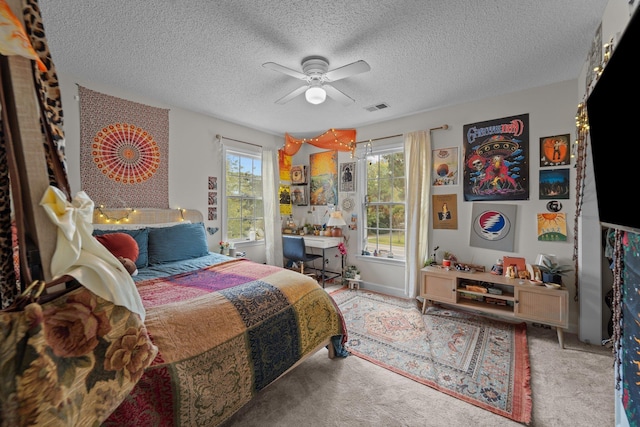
[
  {"x1": 432, "y1": 194, "x2": 458, "y2": 229},
  {"x1": 291, "y1": 185, "x2": 308, "y2": 206},
  {"x1": 340, "y1": 162, "x2": 356, "y2": 192},
  {"x1": 539, "y1": 169, "x2": 570, "y2": 199},
  {"x1": 432, "y1": 147, "x2": 458, "y2": 186},
  {"x1": 291, "y1": 165, "x2": 308, "y2": 184},
  {"x1": 540, "y1": 134, "x2": 571, "y2": 166}
]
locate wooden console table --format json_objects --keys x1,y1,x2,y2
[{"x1": 420, "y1": 266, "x2": 569, "y2": 348}]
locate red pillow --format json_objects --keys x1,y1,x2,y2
[{"x1": 95, "y1": 232, "x2": 139, "y2": 262}]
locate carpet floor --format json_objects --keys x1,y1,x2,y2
[
  {"x1": 331, "y1": 288, "x2": 531, "y2": 424},
  {"x1": 221, "y1": 288, "x2": 615, "y2": 427}
]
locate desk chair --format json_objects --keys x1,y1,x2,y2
[{"x1": 282, "y1": 235, "x2": 322, "y2": 275}]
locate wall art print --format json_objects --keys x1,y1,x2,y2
[
  {"x1": 540, "y1": 134, "x2": 571, "y2": 167},
  {"x1": 469, "y1": 203, "x2": 517, "y2": 252},
  {"x1": 279, "y1": 149, "x2": 292, "y2": 181},
  {"x1": 539, "y1": 168, "x2": 570, "y2": 200},
  {"x1": 432, "y1": 193, "x2": 458, "y2": 230},
  {"x1": 432, "y1": 147, "x2": 458, "y2": 186},
  {"x1": 291, "y1": 185, "x2": 308, "y2": 206},
  {"x1": 79, "y1": 86, "x2": 169, "y2": 208},
  {"x1": 340, "y1": 162, "x2": 356, "y2": 192},
  {"x1": 310, "y1": 150, "x2": 338, "y2": 206},
  {"x1": 463, "y1": 114, "x2": 529, "y2": 201},
  {"x1": 537, "y1": 212, "x2": 567, "y2": 241},
  {"x1": 290, "y1": 165, "x2": 308, "y2": 184},
  {"x1": 279, "y1": 185, "x2": 292, "y2": 215}
]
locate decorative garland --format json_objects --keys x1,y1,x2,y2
[{"x1": 571, "y1": 37, "x2": 615, "y2": 301}]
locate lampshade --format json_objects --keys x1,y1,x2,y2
[
  {"x1": 327, "y1": 212, "x2": 346, "y2": 237},
  {"x1": 305, "y1": 86, "x2": 326, "y2": 104},
  {"x1": 327, "y1": 212, "x2": 347, "y2": 227}
]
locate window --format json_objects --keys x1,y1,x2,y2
[
  {"x1": 363, "y1": 141, "x2": 405, "y2": 260},
  {"x1": 223, "y1": 146, "x2": 264, "y2": 242}
]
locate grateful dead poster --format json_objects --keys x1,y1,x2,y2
[{"x1": 463, "y1": 114, "x2": 529, "y2": 201}]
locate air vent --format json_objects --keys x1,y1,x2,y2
[{"x1": 364, "y1": 102, "x2": 390, "y2": 112}]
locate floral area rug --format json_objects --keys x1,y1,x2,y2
[{"x1": 331, "y1": 288, "x2": 532, "y2": 424}]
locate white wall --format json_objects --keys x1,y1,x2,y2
[{"x1": 58, "y1": 73, "x2": 281, "y2": 263}]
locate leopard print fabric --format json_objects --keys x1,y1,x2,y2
[
  {"x1": 22, "y1": 0, "x2": 68, "y2": 187},
  {"x1": 0, "y1": 120, "x2": 19, "y2": 308}
]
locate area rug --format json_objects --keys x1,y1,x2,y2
[{"x1": 331, "y1": 288, "x2": 532, "y2": 424}]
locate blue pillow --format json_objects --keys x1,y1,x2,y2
[
  {"x1": 93, "y1": 228, "x2": 149, "y2": 269},
  {"x1": 147, "y1": 222, "x2": 209, "y2": 265}
]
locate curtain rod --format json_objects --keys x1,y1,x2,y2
[
  {"x1": 215, "y1": 134, "x2": 262, "y2": 148},
  {"x1": 354, "y1": 124, "x2": 449, "y2": 145}
]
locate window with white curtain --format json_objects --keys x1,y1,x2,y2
[
  {"x1": 362, "y1": 139, "x2": 406, "y2": 260},
  {"x1": 223, "y1": 145, "x2": 264, "y2": 243}
]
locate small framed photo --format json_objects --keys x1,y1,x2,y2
[
  {"x1": 340, "y1": 162, "x2": 356, "y2": 192},
  {"x1": 290, "y1": 165, "x2": 308, "y2": 184},
  {"x1": 539, "y1": 168, "x2": 570, "y2": 199},
  {"x1": 291, "y1": 185, "x2": 308, "y2": 206},
  {"x1": 540, "y1": 134, "x2": 571, "y2": 167}
]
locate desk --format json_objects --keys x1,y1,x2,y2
[{"x1": 303, "y1": 236, "x2": 343, "y2": 287}]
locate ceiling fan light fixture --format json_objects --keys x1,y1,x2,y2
[{"x1": 305, "y1": 86, "x2": 326, "y2": 104}]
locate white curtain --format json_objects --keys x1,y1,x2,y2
[
  {"x1": 263, "y1": 149, "x2": 283, "y2": 266},
  {"x1": 404, "y1": 131, "x2": 431, "y2": 298}
]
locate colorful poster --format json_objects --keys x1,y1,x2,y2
[
  {"x1": 279, "y1": 185, "x2": 291, "y2": 215},
  {"x1": 432, "y1": 194, "x2": 458, "y2": 230},
  {"x1": 432, "y1": 147, "x2": 458, "y2": 186},
  {"x1": 540, "y1": 134, "x2": 571, "y2": 167},
  {"x1": 310, "y1": 150, "x2": 338, "y2": 206},
  {"x1": 278, "y1": 149, "x2": 292, "y2": 181},
  {"x1": 463, "y1": 114, "x2": 529, "y2": 201},
  {"x1": 537, "y1": 212, "x2": 567, "y2": 241}
]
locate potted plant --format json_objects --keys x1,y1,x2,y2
[{"x1": 534, "y1": 259, "x2": 572, "y2": 285}]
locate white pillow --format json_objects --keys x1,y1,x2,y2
[{"x1": 92, "y1": 220, "x2": 191, "y2": 231}]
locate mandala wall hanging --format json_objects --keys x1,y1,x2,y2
[
  {"x1": 79, "y1": 86, "x2": 169, "y2": 208},
  {"x1": 92, "y1": 123, "x2": 160, "y2": 184}
]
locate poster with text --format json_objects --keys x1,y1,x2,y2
[
  {"x1": 432, "y1": 147, "x2": 458, "y2": 186},
  {"x1": 432, "y1": 194, "x2": 458, "y2": 229},
  {"x1": 537, "y1": 212, "x2": 567, "y2": 241},
  {"x1": 463, "y1": 114, "x2": 529, "y2": 201}
]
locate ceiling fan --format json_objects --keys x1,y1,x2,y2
[{"x1": 262, "y1": 56, "x2": 370, "y2": 106}]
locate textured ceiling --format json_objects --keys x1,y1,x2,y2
[{"x1": 38, "y1": 1, "x2": 608, "y2": 138}]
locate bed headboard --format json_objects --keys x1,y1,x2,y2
[{"x1": 93, "y1": 208, "x2": 204, "y2": 225}]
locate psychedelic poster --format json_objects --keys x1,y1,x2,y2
[
  {"x1": 310, "y1": 150, "x2": 338, "y2": 206},
  {"x1": 540, "y1": 134, "x2": 571, "y2": 166},
  {"x1": 463, "y1": 114, "x2": 529, "y2": 201},
  {"x1": 469, "y1": 203, "x2": 517, "y2": 252},
  {"x1": 278, "y1": 149, "x2": 292, "y2": 181},
  {"x1": 537, "y1": 212, "x2": 567, "y2": 241}
]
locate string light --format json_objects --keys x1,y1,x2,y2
[{"x1": 96, "y1": 205, "x2": 136, "y2": 223}]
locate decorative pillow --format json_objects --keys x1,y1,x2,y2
[
  {"x1": 148, "y1": 222, "x2": 209, "y2": 265},
  {"x1": 95, "y1": 232, "x2": 139, "y2": 262},
  {"x1": 93, "y1": 228, "x2": 149, "y2": 269}
]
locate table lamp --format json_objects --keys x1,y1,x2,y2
[{"x1": 327, "y1": 211, "x2": 347, "y2": 237}]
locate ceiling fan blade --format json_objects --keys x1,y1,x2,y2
[
  {"x1": 274, "y1": 85, "x2": 308, "y2": 104},
  {"x1": 325, "y1": 60, "x2": 371, "y2": 82},
  {"x1": 262, "y1": 62, "x2": 307, "y2": 80},
  {"x1": 323, "y1": 84, "x2": 355, "y2": 106}
]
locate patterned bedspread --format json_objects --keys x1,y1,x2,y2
[{"x1": 103, "y1": 258, "x2": 345, "y2": 426}]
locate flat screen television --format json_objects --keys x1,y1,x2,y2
[{"x1": 586, "y1": 7, "x2": 640, "y2": 233}]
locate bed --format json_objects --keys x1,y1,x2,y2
[{"x1": 92, "y1": 208, "x2": 347, "y2": 426}]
